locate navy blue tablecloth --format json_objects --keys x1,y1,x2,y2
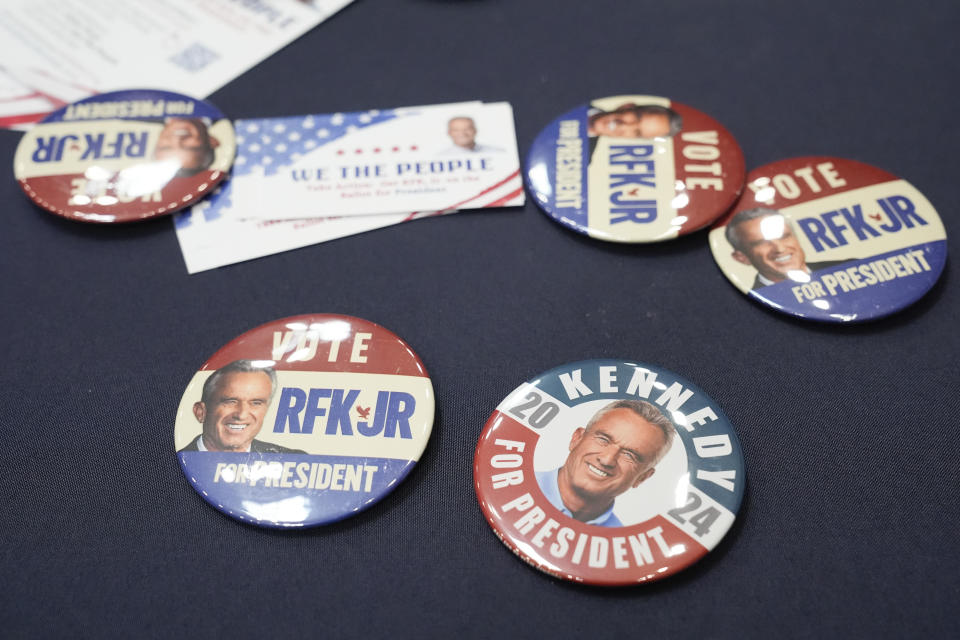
[{"x1": 2, "y1": 1, "x2": 958, "y2": 637}]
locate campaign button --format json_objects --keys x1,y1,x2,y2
[
  {"x1": 174, "y1": 314, "x2": 434, "y2": 528},
  {"x1": 14, "y1": 89, "x2": 235, "y2": 223},
  {"x1": 525, "y1": 95, "x2": 745, "y2": 243},
  {"x1": 474, "y1": 360, "x2": 745, "y2": 585},
  {"x1": 709, "y1": 156, "x2": 947, "y2": 322}
]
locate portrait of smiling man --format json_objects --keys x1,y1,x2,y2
[
  {"x1": 726, "y1": 207, "x2": 849, "y2": 290},
  {"x1": 179, "y1": 360, "x2": 304, "y2": 454},
  {"x1": 535, "y1": 399, "x2": 676, "y2": 528},
  {"x1": 440, "y1": 115, "x2": 503, "y2": 154}
]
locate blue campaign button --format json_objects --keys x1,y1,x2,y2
[
  {"x1": 474, "y1": 359, "x2": 745, "y2": 586},
  {"x1": 709, "y1": 156, "x2": 947, "y2": 322},
  {"x1": 525, "y1": 95, "x2": 744, "y2": 243},
  {"x1": 175, "y1": 314, "x2": 435, "y2": 528}
]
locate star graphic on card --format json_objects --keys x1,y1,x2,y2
[{"x1": 177, "y1": 109, "x2": 400, "y2": 226}]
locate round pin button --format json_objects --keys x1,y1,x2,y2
[
  {"x1": 474, "y1": 360, "x2": 745, "y2": 585},
  {"x1": 525, "y1": 95, "x2": 745, "y2": 243},
  {"x1": 175, "y1": 314, "x2": 435, "y2": 528},
  {"x1": 14, "y1": 89, "x2": 235, "y2": 223},
  {"x1": 709, "y1": 156, "x2": 947, "y2": 322}
]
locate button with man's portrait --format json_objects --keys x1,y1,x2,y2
[
  {"x1": 525, "y1": 95, "x2": 745, "y2": 243},
  {"x1": 709, "y1": 157, "x2": 947, "y2": 322},
  {"x1": 14, "y1": 89, "x2": 235, "y2": 223},
  {"x1": 474, "y1": 360, "x2": 745, "y2": 586},
  {"x1": 174, "y1": 314, "x2": 435, "y2": 528}
]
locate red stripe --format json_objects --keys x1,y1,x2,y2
[
  {"x1": 0, "y1": 89, "x2": 44, "y2": 102},
  {"x1": 0, "y1": 82, "x2": 99, "y2": 130},
  {"x1": 446, "y1": 169, "x2": 521, "y2": 209},
  {"x1": 0, "y1": 111, "x2": 47, "y2": 128},
  {"x1": 483, "y1": 187, "x2": 524, "y2": 208},
  {"x1": 400, "y1": 170, "x2": 522, "y2": 221}
]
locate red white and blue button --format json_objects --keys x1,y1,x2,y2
[
  {"x1": 525, "y1": 95, "x2": 745, "y2": 243},
  {"x1": 474, "y1": 359, "x2": 745, "y2": 585},
  {"x1": 14, "y1": 89, "x2": 235, "y2": 223},
  {"x1": 175, "y1": 314, "x2": 435, "y2": 528},
  {"x1": 709, "y1": 157, "x2": 947, "y2": 322}
]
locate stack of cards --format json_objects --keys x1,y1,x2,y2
[
  {"x1": 174, "y1": 101, "x2": 523, "y2": 272},
  {"x1": 0, "y1": 0, "x2": 354, "y2": 129}
]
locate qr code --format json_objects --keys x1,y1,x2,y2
[{"x1": 169, "y1": 43, "x2": 219, "y2": 73}]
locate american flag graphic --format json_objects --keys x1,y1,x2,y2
[
  {"x1": 176, "y1": 106, "x2": 524, "y2": 229},
  {"x1": 234, "y1": 110, "x2": 398, "y2": 178},
  {"x1": 176, "y1": 109, "x2": 396, "y2": 228}
]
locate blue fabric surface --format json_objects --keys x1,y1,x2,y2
[{"x1": 1, "y1": 1, "x2": 958, "y2": 637}]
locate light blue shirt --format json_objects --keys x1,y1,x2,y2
[{"x1": 535, "y1": 468, "x2": 623, "y2": 528}]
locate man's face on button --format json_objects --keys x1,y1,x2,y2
[
  {"x1": 589, "y1": 109, "x2": 671, "y2": 138},
  {"x1": 562, "y1": 408, "x2": 667, "y2": 507},
  {"x1": 155, "y1": 118, "x2": 208, "y2": 171},
  {"x1": 194, "y1": 371, "x2": 272, "y2": 452},
  {"x1": 732, "y1": 214, "x2": 809, "y2": 282},
  {"x1": 448, "y1": 118, "x2": 477, "y2": 148}
]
